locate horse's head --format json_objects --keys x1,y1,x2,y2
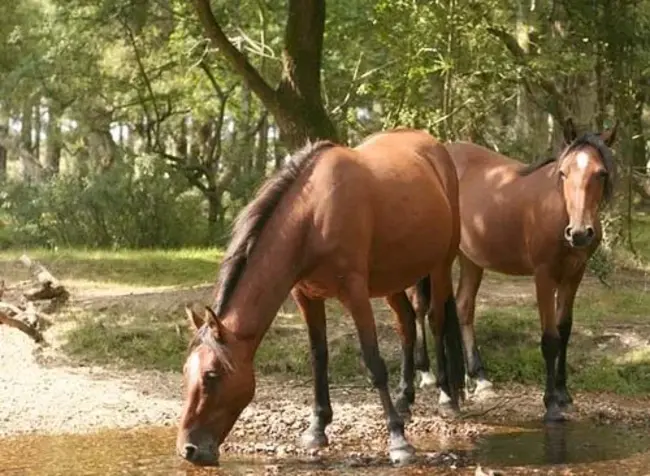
[
  {"x1": 557, "y1": 119, "x2": 618, "y2": 248},
  {"x1": 176, "y1": 306, "x2": 255, "y2": 466}
]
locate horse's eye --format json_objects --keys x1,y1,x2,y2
[
  {"x1": 203, "y1": 371, "x2": 220, "y2": 386},
  {"x1": 597, "y1": 170, "x2": 608, "y2": 180}
]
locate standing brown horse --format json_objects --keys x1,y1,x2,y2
[
  {"x1": 176, "y1": 129, "x2": 466, "y2": 466},
  {"x1": 409, "y1": 119, "x2": 617, "y2": 422}
]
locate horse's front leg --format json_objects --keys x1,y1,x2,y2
[
  {"x1": 292, "y1": 289, "x2": 333, "y2": 449},
  {"x1": 555, "y1": 267, "x2": 585, "y2": 409},
  {"x1": 341, "y1": 274, "x2": 415, "y2": 465},
  {"x1": 534, "y1": 271, "x2": 564, "y2": 422}
]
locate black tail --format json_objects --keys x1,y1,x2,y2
[
  {"x1": 415, "y1": 276, "x2": 431, "y2": 308},
  {"x1": 443, "y1": 295, "x2": 466, "y2": 405},
  {"x1": 413, "y1": 276, "x2": 432, "y2": 372}
]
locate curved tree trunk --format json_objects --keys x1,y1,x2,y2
[{"x1": 193, "y1": 0, "x2": 338, "y2": 150}]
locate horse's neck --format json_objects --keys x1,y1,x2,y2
[
  {"x1": 528, "y1": 171, "x2": 570, "y2": 226},
  {"x1": 221, "y1": 210, "x2": 305, "y2": 355}
]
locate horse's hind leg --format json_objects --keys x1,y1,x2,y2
[
  {"x1": 456, "y1": 252, "x2": 493, "y2": 399},
  {"x1": 340, "y1": 274, "x2": 415, "y2": 464},
  {"x1": 385, "y1": 291, "x2": 417, "y2": 420},
  {"x1": 292, "y1": 288, "x2": 333, "y2": 449},
  {"x1": 427, "y1": 266, "x2": 465, "y2": 416},
  {"x1": 408, "y1": 277, "x2": 436, "y2": 389}
]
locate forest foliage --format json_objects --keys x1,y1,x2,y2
[{"x1": 0, "y1": 0, "x2": 649, "y2": 265}]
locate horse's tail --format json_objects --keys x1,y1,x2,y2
[
  {"x1": 443, "y1": 294, "x2": 466, "y2": 405},
  {"x1": 414, "y1": 276, "x2": 431, "y2": 310}
]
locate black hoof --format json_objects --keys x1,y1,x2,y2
[
  {"x1": 543, "y1": 402, "x2": 567, "y2": 423},
  {"x1": 395, "y1": 396, "x2": 413, "y2": 420},
  {"x1": 556, "y1": 389, "x2": 574, "y2": 408},
  {"x1": 438, "y1": 401, "x2": 460, "y2": 419}
]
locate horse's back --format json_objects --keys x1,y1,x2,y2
[
  {"x1": 301, "y1": 129, "x2": 458, "y2": 297},
  {"x1": 445, "y1": 141, "x2": 523, "y2": 181}
]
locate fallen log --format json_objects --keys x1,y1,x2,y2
[
  {"x1": 18, "y1": 254, "x2": 70, "y2": 302},
  {"x1": 0, "y1": 310, "x2": 45, "y2": 343}
]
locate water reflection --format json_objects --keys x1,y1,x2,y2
[
  {"x1": 0, "y1": 427, "x2": 456, "y2": 476},
  {"x1": 3, "y1": 421, "x2": 650, "y2": 475},
  {"x1": 474, "y1": 420, "x2": 650, "y2": 467}
]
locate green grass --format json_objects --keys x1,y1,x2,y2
[
  {"x1": 61, "y1": 283, "x2": 650, "y2": 395},
  {"x1": 0, "y1": 248, "x2": 223, "y2": 287}
]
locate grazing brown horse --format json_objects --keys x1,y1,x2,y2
[
  {"x1": 408, "y1": 119, "x2": 617, "y2": 421},
  {"x1": 176, "y1": 129, "x2": 466, "y2": 466}
]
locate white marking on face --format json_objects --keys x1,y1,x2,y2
[
  {"x1": 187, "y1": 351, "x2": 202, "y2": 386},
  {"x1": 576, "y1": 151, "x2": 590, "y2": 171}
]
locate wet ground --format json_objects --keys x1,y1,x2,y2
[{"x1": 3, "y1": 419, "x2": 650, "y2": 475}]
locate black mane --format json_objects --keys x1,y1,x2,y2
[
  {"x1": 211, "y1": 140, "x2": 337, "y2": 320},
  {"x1": 516, "y1": 133, "x2": 616, "y2": 201}
]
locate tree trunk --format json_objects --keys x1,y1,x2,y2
[
  {"x1": 20, "y1": 101, "x2": 33, "y2": 179},
  {"x1": 45, "y1": 101, "x2": 62, "y2": 176},
  {"x1": 631, "y1": 84, "x2": 646, "y2": 170},
  {"x1": 0, "y1": 107, "x2": 8, "y2": 181},
  {"x1": 176, "y1": 116, "x2": 188, "y2": 160},
  {"x1": 33, "y1": 101, "x2": 41, "y2": 161},
  {"x1": 193, "y1": 0, "x2": 338, "y2": 150},
  {"x1": 206, "y1": 191, "x2": 222, "y2": 245},
  {"x1": 255, "y1": 113, "x2": 269, "y2": 176}
]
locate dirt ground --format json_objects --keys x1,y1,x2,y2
[{"x1": 2, "y1": 273, "x2": 650, "y2": 463}]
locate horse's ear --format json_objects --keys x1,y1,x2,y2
[
  {"x1": 185, "y1": 305, "x2": 203, "y2": 331},
  {"x1": 563, "y1": 118, "x2": 577, "y2": 144},
  {"x1": 601, "y1": 121, "x2": 618, "y2": 147},
  {"x1": 204, "y1": 306, "x2": 225, "y2": 339}
]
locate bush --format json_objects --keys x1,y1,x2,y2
[{"x1": 0, "y1": 156, "x2": 207, "y2": 249}]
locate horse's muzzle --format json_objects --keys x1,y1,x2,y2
[
  {"x1": 178, "y1": 442, "x2": 219, "y2": 466},
  {"x1": 564, "y1": 225, "x2": 595, "y2": 248}
]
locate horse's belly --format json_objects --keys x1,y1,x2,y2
[
  {"x1": 460, "y1": 224, "x2": 534, "y2": 276},
  {"x1": 367, "y1": 203, "x2": 453, "y2": 295}
]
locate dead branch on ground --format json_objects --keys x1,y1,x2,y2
[{"x1": 0, "y1": 255, "x2": 71, "y2": 344}]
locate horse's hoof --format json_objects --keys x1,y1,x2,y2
[
  {"x1": 438, "y1": 402, "x2": 460, "y2": 419},
  {"x1": 474, "y1": 380, "x2": 497, "y2": 401},
  {"x1": 300, "y1": 428, "x2": 328, "y2": 449},
  {"x1": 556, "y1": 390, "x2": 574, "y2": 409},
  {"x1": 558, "y1": 401, "x2": 575, "y2": 413},
  {"x1": 396, "y1": 405, "x2": 412, "y2": 423},
  {"x1": 389, "y1": 443, "x2": 415, "y2": 465},
  {"x1": 543, "y1": 403, "x2": 567, "y2": 423},
  {"x1": 419, "y1": 371, "x2": 437, "y2": 389}
]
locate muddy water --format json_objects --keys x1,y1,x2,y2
[{"x1": 2, "y1": 421, "x2": 650, "y2": 475}]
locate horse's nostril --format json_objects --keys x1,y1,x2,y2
[
  {"x1": 183, "y1": 444, "x2": 197, "y2": 460},
  {"x1": 564, "y1": 226, "x2": 572, "y2": 239},
  {"x1": 586, "y1": 226, "x2": 595, "y2": 238}
]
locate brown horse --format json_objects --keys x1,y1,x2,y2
[
  {"x1": 408, "y1": 119, "x2": 617, "y2": 421},
  {"x1": 176, "y1": 129, "x2": 466, "y2": 466}
]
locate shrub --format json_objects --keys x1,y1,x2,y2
[{"x1": 0, "y1": 156, "x2": 207, "y2": 249}]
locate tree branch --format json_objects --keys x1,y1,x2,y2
[
  {"x1": 487, "y1": 26, "x2": 568, "y2": 125},
  {"x1": 0, "y1": 309, "x2": 45, "y2": 343},
  {"x1": 193, "y1": 0, "x2": 279, "y2": 113}
]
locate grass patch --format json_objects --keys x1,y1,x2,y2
[
  {"x1": 36, "y1": 240, "x2": 649, "y2": 396},
  {"x1": 0, "y1": 248, "x2": 223, "y2": 287},
  {"x1": 63, "y1": 312, "x2": 190, "y2": 371},
  {"x1": 61, "y1": 291, "x2": 650, "y2": 394}
]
